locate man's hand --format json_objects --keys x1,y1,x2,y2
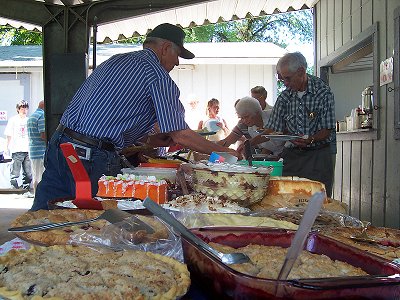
[
  {"x1": 291, "y1": 136, "x2": 309, "y2": 147},
  {"x1": 225, "y1": 148, "x2": 242, "y2": 160},
  {"x1": 250, "y1": 135, "x2": 270, "y2": 146}
]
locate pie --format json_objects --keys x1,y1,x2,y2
[
  {"x1": 0, "y1": 245, "x2": 190, "y2": 299},
  {"x1": 320, "y1": 226, "x2": 400, "y2": 260},
  {"x1": 210, "y1": 242, "x2": 368, "y2": 279},
  {"x1": 11, "y1": 209, "x2": 169, "y2": 246}
]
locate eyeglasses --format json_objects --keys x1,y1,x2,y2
[{"x1": 276, "y1": 69, "x2": 301, "y2": 83}]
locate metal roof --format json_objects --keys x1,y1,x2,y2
[{"x1": 0, "y1": 0, "x2": 317, "y2": 43}]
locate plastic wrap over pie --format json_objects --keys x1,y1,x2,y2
[
  {"x1": 190, "y1": 162, "x2": 272, "y2": 207},
  {"x1": 11, "y1": 209, "x2": 169, "y2": 246}
]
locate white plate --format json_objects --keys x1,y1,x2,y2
[
  {"x1": 262, "y1": 134, "x2": 303, "y2": 141},
  {"x1": 204, "y1": 119, "x2": 221, "y2": 132}
]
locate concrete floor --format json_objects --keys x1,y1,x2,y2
[{"x1": 0, "y1": 192, "x2": 33, "y2": 245}]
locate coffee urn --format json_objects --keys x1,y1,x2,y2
[{"x1": 361, "y1": 86, "x2": 373, "y2": 128}]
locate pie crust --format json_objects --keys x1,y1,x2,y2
[
  {"x1": 0, "y1": 245, "x2": 190, "y2": 299},
  {"x1": 320, "y1": 226, "x2": 400, "y2": 260},
  {"x1": 11, "y1": 209, "x2": 169, "y2": 246}
]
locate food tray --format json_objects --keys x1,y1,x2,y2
[
  {"x1": 247, "y1": 207, "x2": 363, "y2": 229},
  {"x1": 191, "y1": 164, "x2": 272, "y2": 207},
  {"x1": 182, "y1": 227, "x2": 400, "y2": 299}
]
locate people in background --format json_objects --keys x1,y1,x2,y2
[
  {"x1": 198, "y1": 98, "x2": 229, "y2": 141},
  {"x1": 4, "y1": 100, "x2": 32, "y2": 190},
  {"x1": 184, "y1": 95, "x2": 202, "y2": 130},
  {"x1": 250, "y1": 86, "x2": 272, "y2": 111},
  {"x1": 32, "y1": 23, "x2": 239, "y2": 211},
  {"x1": 253, "y1": 52, "x2": 336, "y2": 196},
  {"x1": 219, "y1": 96, "x2": 284, "y2": 157},
  {"x1": 27, "y1": 100, "x2": 46, "y2": 194}
]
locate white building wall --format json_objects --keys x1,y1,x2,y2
[
  {"x1": 171, "y1": 64, "x2": 276, "y2": 130},
  {"x1": 30, "y1": 70, "x2": 44, "y2": 108}
]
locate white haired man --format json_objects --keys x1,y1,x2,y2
[{"x1": 253, "y1": 52, "x2": 336, "y2": 196}]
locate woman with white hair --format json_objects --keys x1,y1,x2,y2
[{"x1": 219, "y1": 96, "x2": 284, "y2": 157}]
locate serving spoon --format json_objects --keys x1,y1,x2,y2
[
  {"x1": 143, "y1": 197, "x2": 250, "y2": 265},
  {"x1": 349, "y1": 221, "x2": 377, "y2": 243}
]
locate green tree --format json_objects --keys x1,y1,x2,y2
[
  {"x1": 0, "y1": 26, "x2": 41, "y2": 45},
  {"x1": 184, "y1": 10, "x2": 313, "y2": 48}
]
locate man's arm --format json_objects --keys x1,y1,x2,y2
[
  {"x1": 6, "y1": 136, "x2": 11, "y2": 154},
  {"x1": 249, "y1": 128, "x2": 274, "y2": 146},
  {"x1": 217, "y1": 125, "x2": 242, "y2": 147},
  {"x1": 169, "y1": 128, "x2": 241, "y2": 158}
]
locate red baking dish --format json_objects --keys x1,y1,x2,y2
[{"x1": 181, "y1": 227, "x2": 400, "y2": 299}]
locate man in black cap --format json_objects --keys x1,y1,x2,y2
[{"x1": 32, "y1": 23, "x2": 239, "y2": 210}]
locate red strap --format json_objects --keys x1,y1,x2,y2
[{"x1": 60, "y1": 143, "x2": 103, "y2": 209}]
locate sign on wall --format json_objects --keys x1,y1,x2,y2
[
  {"x1": 380, "y1": 57, "x2": 393, "y2": 86},
  {"x1": 0, "y1": 111, "x2": 7, "y2": 121}
]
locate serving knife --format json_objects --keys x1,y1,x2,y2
[{"x1": 277, "y1": 192, "x2": 325, "y2": 281}]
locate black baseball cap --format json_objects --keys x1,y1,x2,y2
[{"x1": 147, "y1": 23, "x2": 195, "y2": 59}]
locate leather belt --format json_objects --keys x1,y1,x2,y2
[
  {"x1": 287, "y1": 143, "x2": 330, "y2": 152},
  {"x1": 56, "y1": 124, "x2": 115, "y2": 152}
]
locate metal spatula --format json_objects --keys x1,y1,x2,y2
[
  {"x1": 143, "y1": 197, "x2": 250, "y2": 265},
  {"x1": 8, "y1": 209, "x2": 154, "y2": 233}
]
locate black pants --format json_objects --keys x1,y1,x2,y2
[{"x1": 282, "y1": 145, "x2": 333, "y2": 197}]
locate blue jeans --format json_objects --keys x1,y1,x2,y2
[
  {"x1": 10, "y1": 152, "x2": 32, "y2": 185},
  {"x1": 31, "y1": 131, "x2": 121, "y2": 210}
]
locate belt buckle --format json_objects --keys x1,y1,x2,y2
[{"x1": 69, "y1": 142, "x2": 92, "y2": 160}]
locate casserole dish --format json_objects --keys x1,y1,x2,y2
[{"x1": 182, "y1": 227, "x2": 400, "y2": 299}]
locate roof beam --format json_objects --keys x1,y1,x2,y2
[
  {"x1": 84, "y1": 0, "x2": 213, "y2": 26},
  {"x1": 0, "y1": 0, "x2": 63, "y2": 26}
]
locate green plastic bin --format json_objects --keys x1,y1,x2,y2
[{"x1": 237, "y1": 160, "x2": 283, "y2": 176}]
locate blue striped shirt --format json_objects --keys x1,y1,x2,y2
[
  {"x1": 61, "y1": 48, "x2": 188, "y2": 149},
  {"x1": 266, "y1": 75, "x2": 336, "y2": 147},
  {"x1": 27, "y1": 108, "x2": 46, "y2": 159}
]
